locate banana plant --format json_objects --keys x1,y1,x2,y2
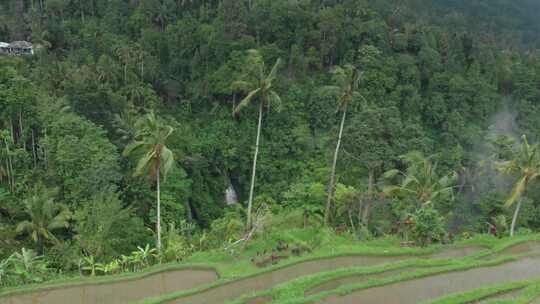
[
  {"x1": 80, "y1": 255, "x2": 103, "y2": 276},
  {"x1": 0, "y1": 256, "x2": 11, "y2": 286},
  {"x1": 103, "y1": 259, "x2": 120, "y2": 275},
  {"x1": 131, "y1": 244, "x2": 157, "y2": 269},
  {"x1": 10, "y1": 248, "x2": 48, "y2": 283},
  {"x1": 118, "y1": 255, "x2": 131, "y2": 272}
]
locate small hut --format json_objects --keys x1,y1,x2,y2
[
  {"x1": 0, "y1": 42, "x2": 9, "y2": 54},
  {"x1": 8, "y1": 41, "x2": 34, "y2": 55},
  {"x1": 0, "y1": 41, "x2": 34, "y2": 56}
]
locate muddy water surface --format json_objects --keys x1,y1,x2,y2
[
  {"x1": 304, "y1": 267, "x2": 421, "y2": 297},
  {"x1": 321, "y1": 258, "x2": 540, "y2": 304},
  {"x1": 1, "y1": 268, "x2": 217, "y2": 304},
  {"x1": 168, "y1": 246, "x2": 482, "y2": 304}
]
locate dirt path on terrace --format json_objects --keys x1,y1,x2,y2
[
  {"x1": 168, "y1": 246, "x2": 482, "y2": 304},
  {"x1": 1, "y1": 268, "x2": 217, "y2": 304},
  {"x1": 321, "y1": 258, "x2": 540, "y2": 304}
]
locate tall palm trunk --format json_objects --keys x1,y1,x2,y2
[
  {"x1": 246, "y1": 102, "x2": 263, "y2": 230},
  {"x1": 324, "y1": 106, "x2": 347, "y2": 225},
  {"x1": 510, "y1": 198, "x2": 522, "y2": 237},
  {"x1": 156, "y1": 166, "x2": 162, "y2": 251}
]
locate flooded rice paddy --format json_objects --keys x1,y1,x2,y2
[
  {"x1": 1, "y1": 268, "x2": 217, "y2": 304},
  {"x1": 321, "y1": 258, "x2": 540, "y2": 304},
  {"x1": 168, "y1": 246, "x2": 482, "y2": 304}
]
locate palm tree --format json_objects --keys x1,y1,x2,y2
[
  {"x1": 496, "y1": 135, "x2": 540, "y2": 236},
  {"x1": 383, "y1": 152, "x2": 457, "y2": 208},
  {"x1": 123, "y1": 111, "x2": 175, "y2": 251},
  {"x1": 323, "y1": 65, "x2": 364, "y2": 225},
  {"x1": 16, "y1": 184, "x2": 71, "y2": 253},
  {"x1": 232, "y1": 50, "x2": 282, "y2": 231}
]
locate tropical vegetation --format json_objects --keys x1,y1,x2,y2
[{"x1": 1, "y1": 0, "x2": 540, "y2": 293}]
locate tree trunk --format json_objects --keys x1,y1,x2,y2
[
  {"x1": 184, "y1": 200, "x2": 193, "y2": 222},
  {"x1": 31, "y1": 129, "x2": 37, "y2": 168},
  {"x1": 37, "y1": 235, "x2": 44, "y2": 255},
  {"x1": 361, "y1": 170, "x2": 374, "y2": 227},
  {"x1": 140, "y1": 58, "x2": 144, "y2": 80},
  {"x1": 19, "y1": 111, "x2": 24, "y2": 150},
  {"x1": 79, "y1": 0, "x2": 85, "y2": 23},
  {"x1": 510, "y1": 198, "x2": 522, "y2": 237},
  {"x1": 5, "y1": 141, "x2": 14, "y2": 192},
  {"x1": 9, "y1": 117, "x2": 15, "y2": 144},
  {"x1": 246, "y1": 102, "x2": 263, "y2": 230},
  {"x1": 348, "y1": 210, "x2": 356, "y2": 232},
  {"x1": 156, "y1": 167, "x2": 162, "y2": 251},
  {"x1": 324, "y1": 106, "x2": 347, "y2": 225}
]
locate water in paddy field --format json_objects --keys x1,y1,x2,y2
[
  {"x1": 1, "y1": 269, "x2": 217, "y2": 304},
  {"x1": 322, "y1": 258, "x2": 540, "y2": 304}
]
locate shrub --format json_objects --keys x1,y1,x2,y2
[{"x1": 409, "y1": 207, "x2": 446, "y2": 246}]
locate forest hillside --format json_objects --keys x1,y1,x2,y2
[{"x1": 1, "y1": 0, "x2": 540, "y2": 290}]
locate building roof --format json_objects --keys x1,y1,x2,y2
[{"x1": 9, "y1": 41, "x2": 33, "y2": 49}]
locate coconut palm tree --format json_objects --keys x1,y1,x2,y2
[
  {"x1": 16, "y1": 184, "x2": 71, "y2": 253},
  {"x1": 323, "y1": 65, "x2": 364, "y2": 225},
  {"x1": 123, "y1": 111, "x2": 175, "y2": 251},
  {"x1": 232, "y1": 49, "x2": 282, "y2": 231},
  {"x1": 496, "y1": 135, "x2": 540, "y2": 236},
  {"x1": 383, "y1": 152, "x2": 457, "y2": 208}
]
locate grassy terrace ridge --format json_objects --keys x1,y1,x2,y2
[
  {"x1": 222, "y1": 235, "x2": 540, "y2": 304},
  {"x1": 2, "y1": 233, "x2": 539, "y2": 304},
  {"x1": 137, "y1": 234, "x2": 540, "y2": 304},
  {"x1": 426, "y1": 277, "x2": 540, "y2": 304},
  {"x1": 237, "y1": 254, "x2": 539, "y2": 304}
]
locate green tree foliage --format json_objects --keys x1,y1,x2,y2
[
  {"x1": 123, "y1": 111, "x2": 175, "y2": 251},
  {"x1": 16, "y1": 184, "x2": 71, "y2": 253},
  {"x1": 496, "y1": 135, "x2": 540, "y2": 236},
  {"x1": 383, "y1": 152, "x2": 457, "y2": 209},
  {"x1": 232, "y1": 49, "x2": 282, "y2": 230},
  {"x1": 323, "y1": 64, "x2": 364, "y2": 225},
  {"x1": 1, "y1": 0, "x2": 540, "y2": 285},
  {"x1": 74, "y1": 190, "x2": 149, "y2": 259}
]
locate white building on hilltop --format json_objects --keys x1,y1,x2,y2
[{"x1": 0, "y1": 41, "x2": 34, "y2": 56}]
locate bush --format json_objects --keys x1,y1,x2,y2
[{"x1": 410, "y1": 207, "x2": 446, "y2": 246}]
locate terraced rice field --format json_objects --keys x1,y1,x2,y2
[
  {"x1": 3, "y1": 238, "x2": 540, "y2": 304},
  {"x1": 0, "y1": 268, "x2": 217, "y2": 304}
]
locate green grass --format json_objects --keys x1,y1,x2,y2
[
  {"x1": 4, "y1": 230, "x2": 540, "y2": 304},
  {"x1": 223, "y1": 235, "x2": 540, "y2": 304}
]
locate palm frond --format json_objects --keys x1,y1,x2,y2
[
  {"x1": 160, "y1": 147, "x2": 175, "y2": 181},
  {"x1": 16, "y1": 221, "x2": 33, "y2": 234},
  {"x1": 268, "y1": 90, "x2": 283, "y2": 112},
  {"x1": 266, "y1": 58, "x2": 282, "y2": 83},
  {"x1": 123, "y1": 141, "x2": 146, "y2": 157},
  {"x1": 233, "y1": 88, "x2": 261, "y2": 116},
  {"x1": 48, "y1": 209, "x2": 71, "y2": 230},
  {"x1": 383, "y1": 169, "x2": 400, "y2": 179},
  {"x1": 134, "y1": 150, "x2": 155, "y2": 177},
  {"x1": 505, "y1": 175, "x2": 527, "y2": 207},
  {"x1": 231, "y1": 80, "x2": 253, "y2": 93}
]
